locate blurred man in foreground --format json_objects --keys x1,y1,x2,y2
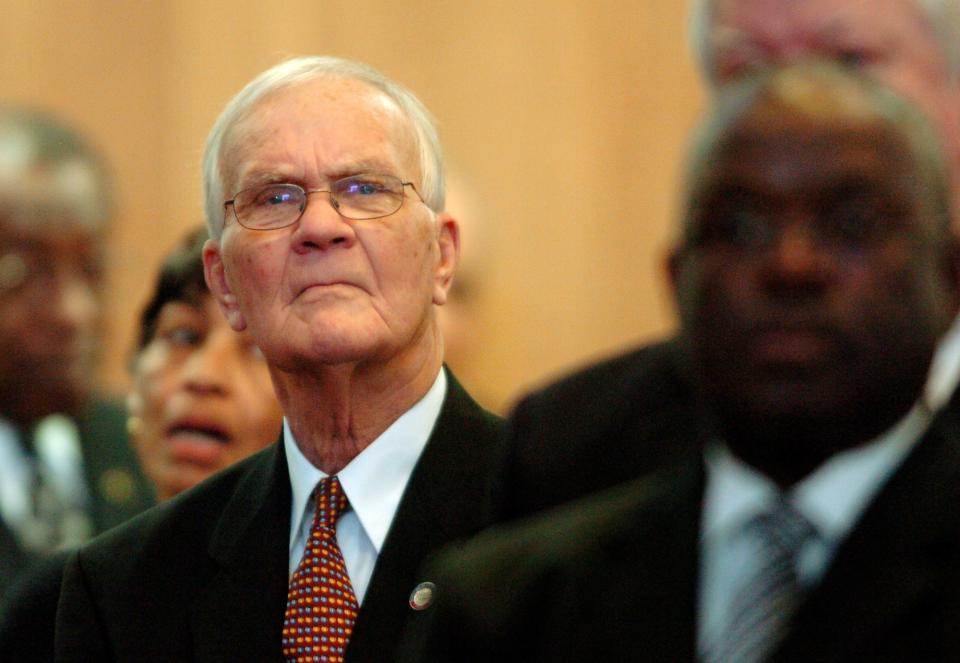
[
  {"x1": 490, "y1": 0, "x2": 960, "y2": 524},
  {"x1": 55, "y1": 56, "x2": 501, "y2": 662},
  {"x1": 404, "y1": 62, "x2": 960, "y2": 662}
]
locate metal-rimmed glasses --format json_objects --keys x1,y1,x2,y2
[{"x1": 224, "y1": 173, "x2": 423, "y2": 231}]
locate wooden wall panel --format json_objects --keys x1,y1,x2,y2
[{"x1": 2, "y1": 0, "x2": 703, "y2": 412}]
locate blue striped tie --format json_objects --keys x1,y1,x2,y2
[{"x1": 707, "y1": 501, "x2": 817, "y2": 663}]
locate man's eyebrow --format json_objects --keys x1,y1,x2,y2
[
  {"x1": 328, "y1": 159, "x2": 399, "y2": 179},
  {"x1": 233, "y1": 159, "x2": 402, "y2": 191},
  {"x1": 232, "y1": 169, "x2": 295, "y2": 192}
]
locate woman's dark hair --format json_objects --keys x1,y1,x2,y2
[{"x1": 135, "y1": 226, "x2": 210, "y2": 352}]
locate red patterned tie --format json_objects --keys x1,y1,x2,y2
[{"x1": 282, "y1": 476, "x2": 359, "y2": 662}]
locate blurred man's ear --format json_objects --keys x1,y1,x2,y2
[
  {"x1": 432, "y1": 213, "x2": 460, "y2": 306},
  {"x1": 203, "y1": 239, "x2": 247, "y2": 332}
]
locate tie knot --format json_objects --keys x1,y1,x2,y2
[
  {"x1": 747, "y1": 500, "x2": 817, "y2": 555},
  {"x1": 314, "y1": 476, "x2": 350, "y2": 529}
]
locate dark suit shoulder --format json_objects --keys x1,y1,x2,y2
[
  {"x1": 403, "y1": 456, "x2": 704, "y2": 663},
  {"x1": 418, "y1": 481, "x2": 654, "y2": 661},
  {"x1": 57, "y1": 444, "x2": 287, "y2": 662},
  {"x1": 450, "y1": 458, "x2": 697, "y2": 598},
  {"x1": 67, "y1": 443, "x2": 280, "y2": 609},
  {"x1": 444, "y1": 478, "x2": 661, "y2": 589},
  {"x1": 515, "y1": 340, "x2": 681, "y2": 413},
  {"x1": 491, "y1": 338, "x2": 698, "y2": 520}
]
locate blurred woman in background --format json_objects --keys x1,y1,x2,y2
[{"x1": 126, "y1": 226, "x2": 282, "y2": 501}]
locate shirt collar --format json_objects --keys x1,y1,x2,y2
[
  {"x1": 285, "y1": 368, "x2": 447, "y2": 553},
  {"x1": 702, "y1": 402, "x2": 931, "y2": 545}
]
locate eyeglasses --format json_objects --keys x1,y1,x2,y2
[
  {"x1": 224, "y1": 174, "x2": 423, "y2": 231},
  {"x1": 0, "y1": 247, "x2": 102, "y2": 298}
]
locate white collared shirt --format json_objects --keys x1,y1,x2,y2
[
  {"x1": 0, "y1": 414, "x2": 92, "y2": 552},
  {"x1": 697, "y1": 403, "x2": 931, "y2": 655},
  {"x1": 927, "y1": 315, "x2": 960, "y2": 410},
  {"x1": 284, "y1": 369, "x2": 446, "y2": 604}
]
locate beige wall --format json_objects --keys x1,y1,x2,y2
[{"x1": 2, "y1": 0, "x2": 703, "y2": 413}]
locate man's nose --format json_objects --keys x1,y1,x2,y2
[
  {"x1": 181, "y1": 333, "x2": 234, "y2": 396},
  {"x1": 759, "y1": 221, "x2": 835, "y2": 296},
  {"x1": 290, "y1": 191, "x2": 357, "y2": 253}
]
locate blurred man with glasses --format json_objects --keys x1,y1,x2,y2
[
  {"x1": 0, "y1": 108, "x2": 153, "y2": 603},
  {"x1": 55, "y1": 56, "x2": 501, "y2": 663}
]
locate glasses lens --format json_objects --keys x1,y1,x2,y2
[
  {"x1": 234, "y1": 184, "x2": 305, "y2": 230},
  {"x1": 333, "y1": 174, "x2": 404, "y2": 220}
]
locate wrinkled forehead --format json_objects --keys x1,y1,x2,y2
[
  {"x1": 687, "y1": 89, "x2": 938, "y2": 223},
  {"x1": 219, "y1": 76, "x2": 421, "y2": 194},
  {"x1": 708, "y1": 0, "x2": 939, "y2": 68},
  {"x1": 710, "y1": 0, "x2": 932, "y2": 37},
  {"x1": 0, "y1": 161, "x2": 105, "y2": 233},
  {"x1": 714, "y1": 114, "x2": 911, "y2": 187}
]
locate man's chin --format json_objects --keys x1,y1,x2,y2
[{"x1": 271, "y1": 338, "x2": 385, "y2": 372}]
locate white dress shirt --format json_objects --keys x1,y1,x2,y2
[
  {"x1": 0, "y1": 414, "x2": 92, "y2": 552},
  {"x1": 284, "y1": 369, "x2": 446, "y2": 604},
  {"x1": 926, "y1": 315, "x2": 960, "y2": 410},
  {"x1": 697, "y1": 402, "x2": 932, "y2": 656}
]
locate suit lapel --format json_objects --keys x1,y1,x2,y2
[
  {"x1": 775, "y1": 402, "x2": 960, "y2": 662},
  {"x1": 190, "y1": 440, "x2": 292, "y2": 663},
  {"x1": 346, "y1": 371, "x2": 501, "y2": 663}
]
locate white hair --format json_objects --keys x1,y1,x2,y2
[
  {"x1": 687, "y1": 0, "x2": 960, "y2": 86},
  {"x1": 202, "y1": 56, "x2": 445, "y2": 239}
]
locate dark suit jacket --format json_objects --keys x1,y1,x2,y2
[
  {"x1": 489, "y1": 337, "x2": 700, "y2": 522},
  {"x1": 402, "y1": 391, "x2": 960, "y2": 662},
  {"x1": 55, "y1": 372, "x2": 502, "y2": 663}
]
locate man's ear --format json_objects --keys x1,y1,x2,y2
[
  {"x1": 432, "y1": 212, "x2": 460, "y2": 306},
  {"x1": 203, "y1": 239, "x2": 247, "y2": 331}
]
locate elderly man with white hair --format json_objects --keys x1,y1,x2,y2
[{"x1": 54, "y1": 56, "x2": 501, "y2": 663}]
